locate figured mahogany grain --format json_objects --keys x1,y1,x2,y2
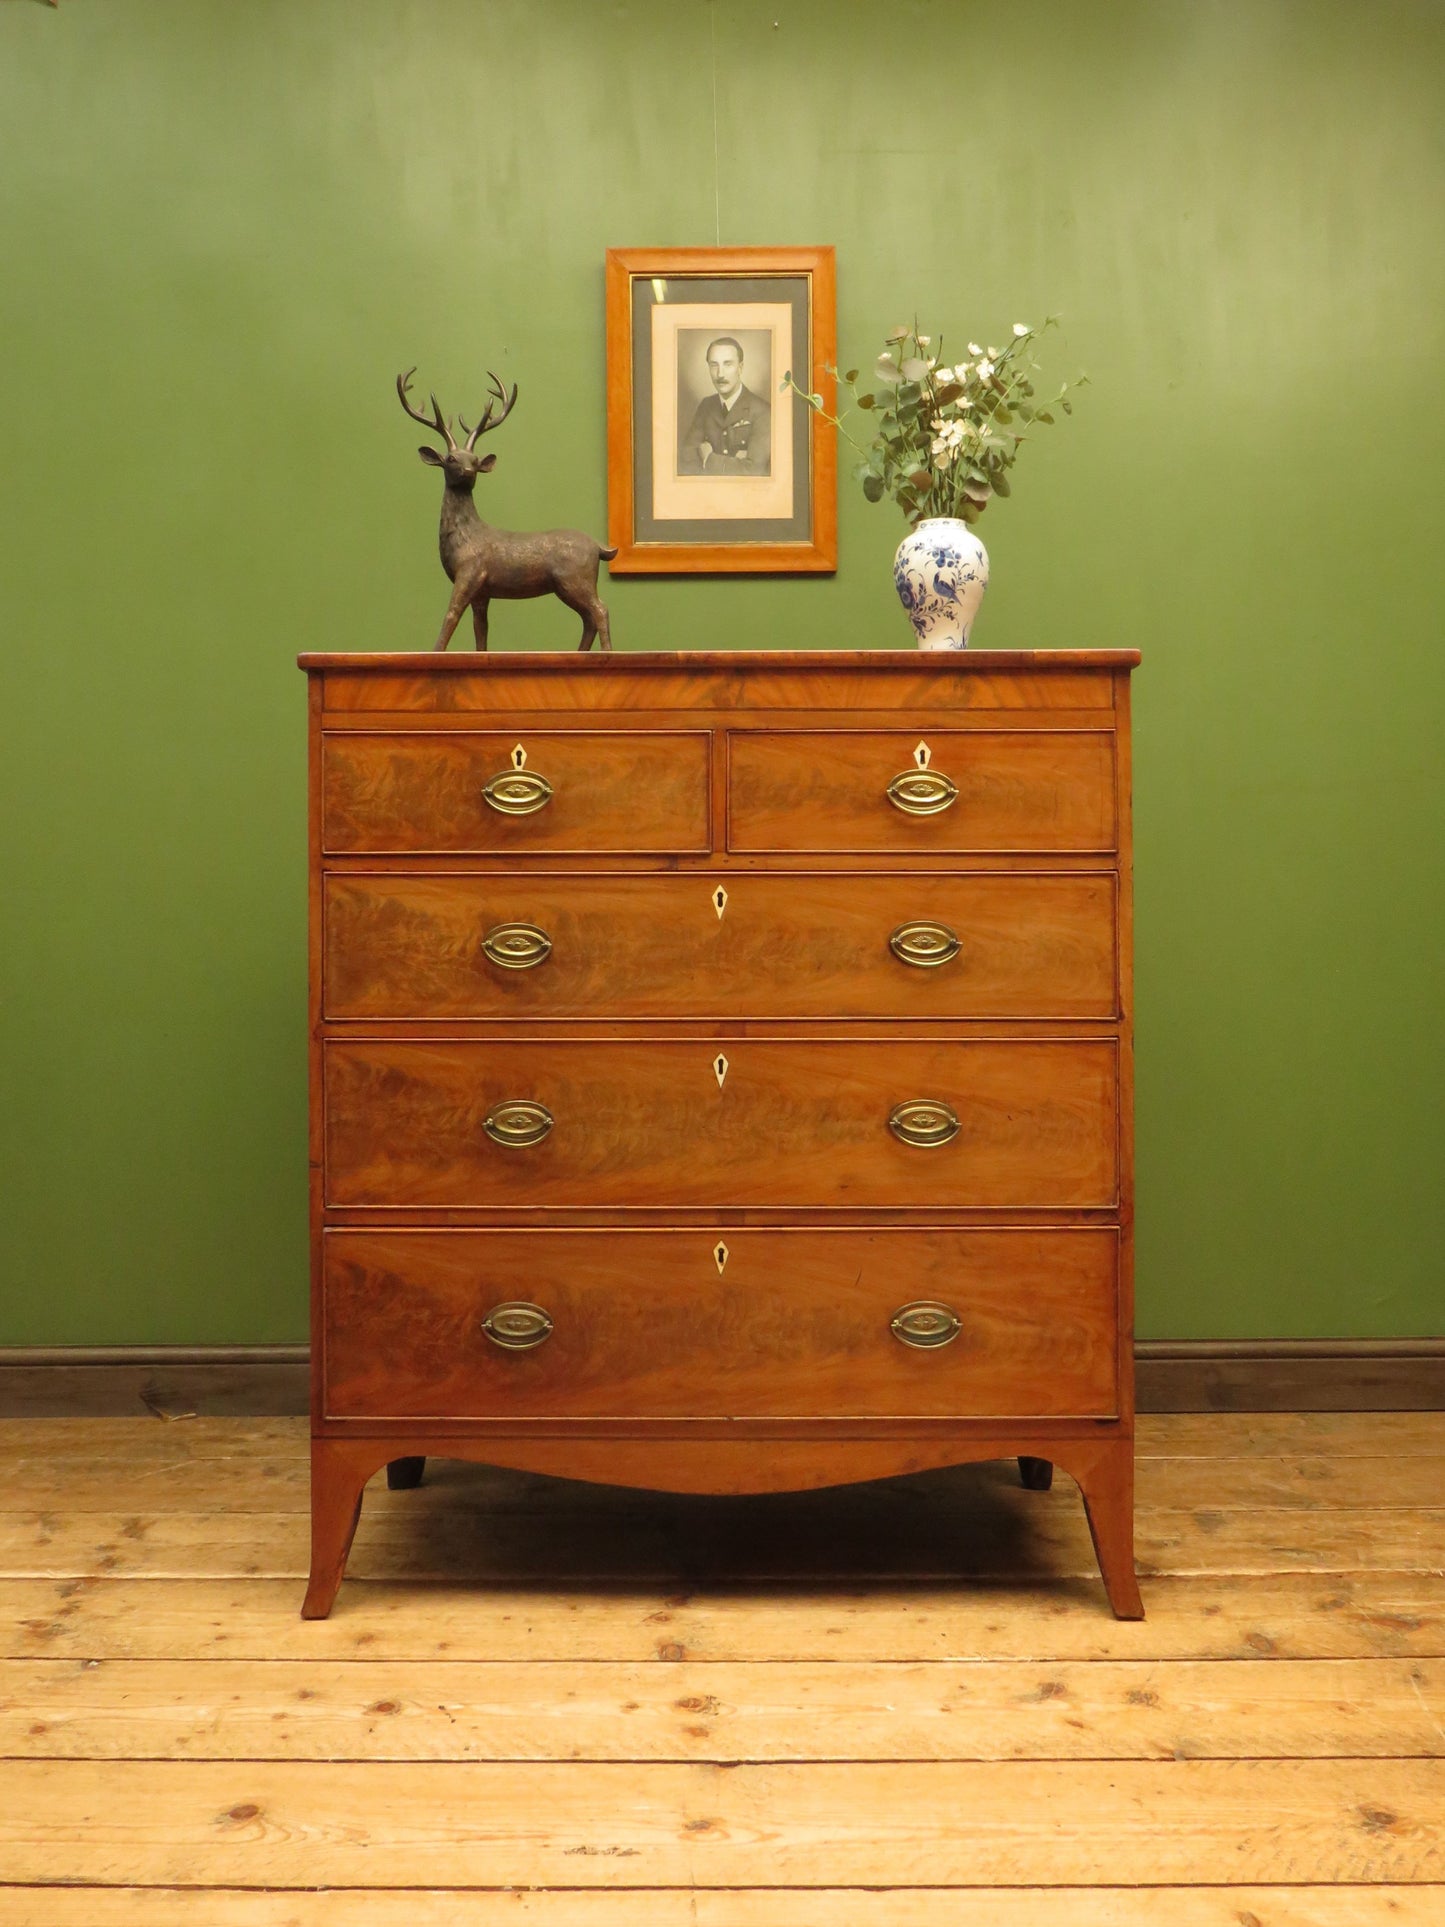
[
  {"x1": 323, "y1": 1037, "x2": 1119, "y2": 1211},
  {"x1": 321, "y1": 1227, "x2": 1120, "y2": 1421},
  {"x1": 322, "y1": 871, "x2": 1118, "y2": 1021},
  {"x1": 727, "y1": 729, "x2": 1116, "y2": 854},
  {"x1": 322, "y1": 729, "x2": 711, "y2": 854}
]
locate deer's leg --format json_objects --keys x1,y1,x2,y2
[
  {"x1": 470, "y1": 598, "x2": 491, "y2": 652},
  {"x1": 557, "y1": 580, "x2": 607, "y2": 654},
  {"x1": 432, "y1": 572, "x2": 480, "y2": 653}
]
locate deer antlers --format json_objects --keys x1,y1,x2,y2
[
  {"x1": 398, "y1": 366, "x2": 518, "y2": 454},
  {"x1": 396, "y1": 368, "x2": 457, "y2": 453},
  {"x1": 458, "y1": 371, "x2": 519, "y2": 450}
]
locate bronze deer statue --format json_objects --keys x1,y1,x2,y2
[{"x1": 398, "y1": 367, "x2": 616, "y2": 652}]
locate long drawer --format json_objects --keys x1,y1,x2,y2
[
  {"x1": 324, "y1": 1037, "x2": 1118, "y2": 1210},
  {"x1": 323, "y1": 870, "x2": 1118, "y2": 1020},
  {"x1": 321, "y1": 1227, "x2": 1120, "y2": 1420},
  {"x1": 322, "y1": 729, "x2": 711, "y2": 854},
  {"x1": 728, "y1": 729, "x2": 1116, "y2": 853}
]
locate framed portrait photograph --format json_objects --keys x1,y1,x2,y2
[{"x1": 605, "y1": 245, "x2": 836, "y2": 573}]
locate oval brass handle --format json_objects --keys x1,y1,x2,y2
[
  {"x1": 886, "y1": 768, "x2": 958, "y2": 817},
  {"x1": 482, "y1": 1099, "x2": 554, "y2": 1147},
  {"x1": 481, "y1": 1301, "x2": 554, "y2": 1351},
  {"x1": 482, "y1": 921, "x2": 552, "y2": 970},
  {"x1": 888, "y1": 1098, "x2": 960, "y2": 1147},
  {"x1": 482, "y1": 768, "x2": 554, "y2": 817},
  {"x1": 889, "y1": 920, "x2": 961, "y2": 968},
  {"x1": 891, "y1": 1301, "x2": 963, "y2": 1350}
]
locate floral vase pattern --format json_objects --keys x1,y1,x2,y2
[{"x1": 893, "y1": 517, "x2": 989, "y2": 650}]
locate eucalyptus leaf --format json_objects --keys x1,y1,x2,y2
[
  {"x1": 874, "y1": 355, "x2": 901, "y2": 385},
  {"x1": 899, "y1": 357, "x2": 930, "y2": 381},
  {"x1": 862, "y1": 473, "x2": 885, "y2": 502},
  {"x1": 1036, "y1": 410, "x2": 1054, "y2": 424},
  {"x1": 991, "y1": 470, "x2": 1011, "y2": 497},
  {"x1": 844, "y1": 368, "x2": 859, "y2": 383},
  {"x1": 856, "y1": 393, "x2": 875, "y2": 410}
]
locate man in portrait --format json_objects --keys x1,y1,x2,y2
[{"x1": 678, "y1": 335, "x2": 771, "y2": 476}]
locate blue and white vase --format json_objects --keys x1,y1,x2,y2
[{"x1": 892, "y1": 517, "x2": 989, "y2": 650}]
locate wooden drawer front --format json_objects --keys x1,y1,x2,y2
[
  {"x1": 324, "y1": 1038, "x2": 1117, "y2": 1210},
  {"x1": 324, "y1": 870, "x2": 1118, "y2": 1020},
  {"x1": 728, "y1": 730, "x2": 1115, "y2": 853},
  {"x1": 322, "y1": 730, "x2": 711, "y2": 855},
  {"x1": 322, "y1": 1227, "x2": 1120, "y2": 1420}
]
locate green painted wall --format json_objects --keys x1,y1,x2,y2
[{"x1": 2, "y1": 0, "x2": 1441, "y2": 1345}]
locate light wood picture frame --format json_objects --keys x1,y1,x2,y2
[{"x1": 605, "y1": 245, "x2": 837, "y2": 574}]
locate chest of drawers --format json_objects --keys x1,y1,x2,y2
[{"x1": 298, "y1": 648, "x2": 1142, "y2": 1619}]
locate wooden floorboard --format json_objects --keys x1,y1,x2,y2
[
  {"x1": 5, "y1": 1571, "x2": 1445, "y2": 1661},
  {"x1": 5, "y1": 1757, "x2": 1444, "y2": 1884},
  {"x1": 0, "y1": 1413, "x2": 1442, "y2": 1913},
  {"x1": 6, "y1": 1654, "x2": 1442, "y2": 1761},
  {"x1": 4, "y1": 1497, "x2": 1443, "y2": 1582},
  {"x1": 1, "y1": 1888, "x2": 1442, "y2": 1925}
]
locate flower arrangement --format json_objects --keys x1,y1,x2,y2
[{"x1": 786, "y1": 317, "x2": 1084, "y2": 528}]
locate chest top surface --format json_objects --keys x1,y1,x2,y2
[{"x1": 299, "y1": 648, "x2": 1139, "y2": 717}]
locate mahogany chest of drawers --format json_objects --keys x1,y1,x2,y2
[{"x1": 299, "y1": 648, "x2": 1143, "y2": 1619}]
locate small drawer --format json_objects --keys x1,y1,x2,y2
[
  {"x1": 323, "y1": 870, "x2": 1119, "y2": 1020},
  {"x1": 324, "y1": 1037, "x2": 1118, "y2": 1211},
  {"x1": 322, "y1": 1226, "x2": 1120, "y2": 1420},
  {"x1": 322, "y1": 729, "x2": 711, "y2": 855},
  {"x1": 728, "y1": 729, "x2": 1115, "y2": 854}
]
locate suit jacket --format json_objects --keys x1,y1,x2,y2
[{"x1": 678, "y1": 384, "x2": 771, "y2": 476}]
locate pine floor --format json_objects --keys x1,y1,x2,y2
[{"x1": 0, "y1": 1413, "x2": 1441, "y2": 1923}]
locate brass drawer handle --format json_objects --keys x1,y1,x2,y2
[
  {"x1": 482, "y1": 768, "x2": 554, "y2": 816},
  {"x1": 483, "y1": 1099, "x2": 554, "y2": 1147},
  {"x1": 481, "y1": 1301, "x2": 554, "y2": 1351},
  {"x1": 482, "y1": 921, "x2": 552, "y2": 970},
  {"x1": 888, "y1": 1099, "x2": 960, "y2": 1147},
  {"x1": 889, "y1": 920, "x2": 961, "y2": 968},
  {"x1": 886, "y1": 767, "x2": 958, "y2": 817},
  {"x1": 891, "y1": 1301, "x2": 963, "y2": 1350}
]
